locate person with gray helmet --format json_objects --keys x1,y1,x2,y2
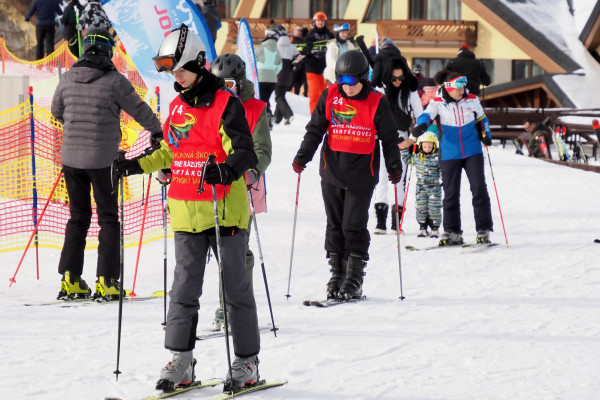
[
  {"x1": 323, "y1": 22, "x2": 356, "y2": 85},
  {"x1": 255, "y1": 28, "x2": 282, "y2": 128},
  {"x1": 274, "y1": 25, "x2": 300, "y2": 125},
  {"x1": 208, "y1": 53, "x2": 272, "y2": 331},
  {"x1": 292, "y1": 50, "x2": 401, "y2": 301},
  {"x1": 112, "y1": 24, "x2": 260, "y2": 394},
  {"x1": 51, "y1": 28, "x2": 162, "y2": 301}
]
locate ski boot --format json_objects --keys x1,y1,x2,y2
[
  {"x1": 429, "y1": 227, "x2": 440, "y2": 238},
  {"x1": 476, "y1": 230, "x2": 491, "y2": 244},
  {"x1": 209, "y1": 307, "x2": 231, "y2": 332},
  {"x1": 338, "y1": 253, "x2": 366, "y2": 301},
  {"x1": 57, "y1": 271, "x2": 91, "y2": 300},
  {"x1": 373, "y1": 203, "x2": 388, "y2": 234},
  {"x1": 439, "y1": 231, "x2": 464, "y2": 247},
  {"x1": 223, "y1": 355, "x2": 260, "y2": 393},
  {"x1": 156, "y1": 351, "x2": 196, "y2": 392},
  {"x1": 417, "y1": 223, "x2": 429, "y2": 237},
  {"x1": 325, "y1": 253, "x2": 345, "y2": 300},
  {"x1": 284, "y1": 116, "x2": 294, "y2": 125},
  {"x1": 92, "y1": 276, "x2": 121, "y2": 301}
]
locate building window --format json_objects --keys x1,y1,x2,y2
[
  {"x1": 215, "y1": 0, "x2": 240, "y2": 18},
  {"x1": 310, "y1": 0, "x2": 350, "y2": 19},
  {"x1": 512, "y1": 60, "x2": 543, "y2": 80},
  {"x1": 364, "y1": 0, "x2": 391, "y2": 22},
  {"x1": 262, "y1": 0, "x2": 294, "y2": 18},
  {"x1": 410, "y1": 0, "x2": 461, "y2": 20},
  {"x1": 413, "y1": 57, "x2": 452, "y2": 78}
]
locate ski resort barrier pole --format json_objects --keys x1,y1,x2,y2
[
  {"x1": 130, "y1": 173, "x2": 153, "y2": 300},
  {"x1": 484, "y1": 145, "x2": 509, "y2": 247},
  {"x1": 9, "y1": 170, "x2": 63, "y2": 287},
  {"x1": 285, "y1": 173, "x2": 302, "y2": 299},
  {"x1": 1, "y1": 37, "x2": 5, "y2": 73},
  {"x1": 29, "y1": 86, "x2": 40, "y2": 279}
]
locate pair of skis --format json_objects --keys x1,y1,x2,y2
[
  {"x1": 303, "y1": 296, "x2": 366, "y2": 308},
  {"x1": 24, "y1": 291, "x2": 164, "y2": 307},
  {"x1": 136, "y1": 378, "x2": 287, "y2": 400},
  {"x1": 405, "y1": 242, "x2": 498, "y2": 252}
]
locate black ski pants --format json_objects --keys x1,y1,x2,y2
[
  {"x1": 321, "y1": 180, "x2": 374, "y2": 260},
  {"x1": 258, "y1": 82, "x2": 276, "y2": 116},
  {"x1": 274, "y1": 85, "x2": 293, "y2": 122},
  {"x1": 58, "y1": 165, "x2": 120, "y2": 280},
  {"x1": 440, "y1": 153, "x2": 493, "y2": 234},
  {"x1": 35, "y1": 24, "x2": 55, "y2": 60},
  {"x1": 165, "y1": 230, "x2": 260, "y2": 357}
]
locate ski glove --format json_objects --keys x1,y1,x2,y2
[
  {"x1": 412, "y1": 123, "x2": 428, "y2": 138},
  {"x1": 156, "y1": 169, "x2": 172, "y2": 185},
  {"x1": 244, "y1": 169, "x2": 259, "y2": 186},
  {"x1": 150, "y1": 130, "x2": 164, "y2": 147},
  {"x1": 113, "y1": 158, "x2": 143, "y2": 179},
  {"x1": 388, "y1": 162, "x2": 403, "y2": 184},
  {"x1": 204, "y1": 163, "x2": 236, "y2": 186},
  {"x1": 480, "y1": 133, "x2": 492, "y2": 146},
  {"x1": 292, "y1": 152, "x2": 307, "y2": 173}
]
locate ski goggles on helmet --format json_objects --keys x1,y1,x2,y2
[
  {"x1": 338, "y1": 74, "x2": 361, "y2": 86},
  {"x1": 334, "y1": 23, "x2": 350, "y2": 32},
  {"x1": 223, "y1": 79, "x2": 237, "y2": 89},
  {"x1": 443, "y1": 76, "x2": 467, "y2": 91},
  {"x1": 153, "y1": 55, "x2": 177, "y2": 73}
]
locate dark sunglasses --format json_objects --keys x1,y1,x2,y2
[{"x1": 390, "y1": 75, "x2": 406, "y2": 82}]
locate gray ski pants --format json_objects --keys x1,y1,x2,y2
[{"x1": 165, "y1": 230, "x2": 260, "y2": 358}]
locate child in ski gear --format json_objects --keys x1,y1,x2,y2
[
  {"x1": 292, "y1": 50, "x2": 401, "y2": 301},
  {"x1": 302, "y1": 12, "x2": 335, "y2": 113},
  {"x1": 323, "y1": 22, "x2": 356, "y2": 85},
  {"x1": 414, "y1": 71, "x2": 493, "y2": 245},
  {"x1": 402, "y1": 129, "x2": 442, "y2": 237},
  {"x1": 255, "y1": 29, "x2": 282, "y2": 127},
  {"x1": 373, "y1": 56, "x2": 422, "y2": 234},
  {"x1": 51, "y1": 29, "x2": 162, "y2": 301},
  {"x1": 209, "y1": 53, "x2": 272, "y2": 331},
  {"x1": 114, "y1": 25, "x2": 260, "y2": 393}
]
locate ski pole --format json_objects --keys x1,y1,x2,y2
[
  {"x1": 130, "y1": 173, "x2": 153, "y2": 300},
  {"x1": 247, "y1": 187, "x2": 278, "y2": 337},
  {"x1": 114, "y1": 150, "x2": 126, "y2": 381},
  {"x1": 200, "y1": 155, "x2": 233, "y2": 386},
  {"x1": 285, "y1": 172, "x2": 301, "y2": 300},
  {"x1": 9, "y1": 170, "x2": 63, "y2": 287},
  {"x1": 483, "y1": 143, "x2": 509, "y2": 247},
  {"x1": 393, "y1": 183, "x2": 404, "y2": 300},
  {"x1": 160, "y1": 183, "x2": 168, "y2": 327}
]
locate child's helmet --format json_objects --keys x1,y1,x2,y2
[
  {"x1": 313, "y1": 11, "x2": 327, "y2": 21},
  {"x1": 335, "y1": 50, "x2": 369, "y2": 83},
  {"x1": 209, "y1": 53, "x2": 246, "y2": 90},
  {"x1": 82, "y1": 28, "x2": 115, "y2": 58},
  {"x1": 417, "y1": 131, "x2": 439, "y2": 152},
  {"x1": 152, "y1": 24, "x2": 206, "y2": 73}
]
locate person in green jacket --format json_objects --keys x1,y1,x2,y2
[
  {"x1": 208, "y1": 53, "x2": 273, "y2": 331},
  {"x1": 114, "y1": 25, "x2": 261, "y2": 394}
]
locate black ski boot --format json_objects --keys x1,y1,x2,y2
[
  {"x1": 373, "y1": 203, "x2": 388, "y2": 234},
  {"x1": 326, "y1": 253, "x2": 345, "y2": 300},
  {"x1": 417, "y1": 223, "x2": 428, "y2": 237},
  {"x1": 338, "y1": 253, "x2": 366, "y2": 301}
]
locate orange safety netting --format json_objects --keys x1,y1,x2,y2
[{"x1": 0, "y1": 98, "x2": 172, "y2": 255}]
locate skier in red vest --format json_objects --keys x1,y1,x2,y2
[
  {"x1": 113, "y1": 25, "x2": 261, "y2": 394},
  {"x1": 292, "y1": 50, "x2": 402, "y2": 301}
]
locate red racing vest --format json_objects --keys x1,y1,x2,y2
[
  {"x1": 165, "y1": 89, "x2": 232, "y2": 201},
  {"x1": 325, "y1": 84, "x2": 381, "y2": 154},
  {"x1": 242, "y1": 97, "x2": 268, "y2": 214}
]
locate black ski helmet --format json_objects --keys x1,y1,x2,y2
[
  {"x1": 82, "y1": 28, "x2": 115, "y2": 58},
  {"x1": 335, "y1": 50, "x2": 369, "y2": 82},
  {"x1": 210, "y1": 53, "x2": 246, "y2": 88}
]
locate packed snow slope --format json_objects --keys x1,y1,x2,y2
[{"x1": 2, "y1": 94, "x2": 600, "y2": 400}]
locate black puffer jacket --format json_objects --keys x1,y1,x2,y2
[
  {"x1": 51, "y1": 53, "x2": 162, "y2": 169},
  {"x1": 297, "y1": 83, "x2": 400, "y2": 190},
  {"x1": 370, "y1": 45, "x2": 402, "y2": 88},
  {"x1": 445, "y1": 49, "x2": 491, "y2": 95},
  {"x1": 302, "y1": 26, "x2": 334, "y2": 74}
]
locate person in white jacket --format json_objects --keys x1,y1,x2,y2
[
  {"x1": 323, "y1": 23, "x2": 356, "y2": 85},
  {"x1": 274, "y1": 25, "x2": 300, "y2": 125},
  {"x1": 372, "y1": 56, "x2": 424, "y2": 235},
  {"x1": 255, "y1": 29, "x2": 282, "y2": 128}
]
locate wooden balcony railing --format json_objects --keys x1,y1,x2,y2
[
  {"x1": 376, "y1": 20, "x2": 478, "y2": 47},
  {"x1": 223, "y1": 18, "x2": 358, "y2": 51}
]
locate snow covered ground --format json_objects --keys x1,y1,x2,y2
[{"x1": 2, "y1": 94, "x2": 600, "y2": 400}]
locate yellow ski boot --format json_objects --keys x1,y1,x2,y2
[
  {"x1": 93, "y1": 276, "x2": 122, "y2": 301},
  {"x1": 57, "y1": 271, "x2": 91, "y2": 300}
]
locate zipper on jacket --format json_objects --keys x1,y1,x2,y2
[{"x1": 453, "y1": 105, "x2": 466, "y2": 158}]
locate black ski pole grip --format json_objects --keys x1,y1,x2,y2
[{"x1": 198, "y1": 154, "x2": 216, "y2": 194}]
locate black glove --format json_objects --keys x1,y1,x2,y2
[
  {"x1": 204, "y1": 163, "x2": 236, "y2": 186},
  {"x1": 412, "y1": 123, "x2": 428, "y2": 138},
  {"x1": 156, "y1": 168, "x2": 172, "y2": 185},
  {"x1": 244, "y1": 169, "x2": 258, "y2": 186},
  {"x1": 292, "y1": 152, "x2": 307, "y2": 173},
  {"x1": 113, "y1": 157, "x2": 143, "y2": 179},
  {"x1": 388, "y1": 162, "x2": 403, "y2": 184},
  {"x1": 150, "y1": 130, "x2": 163, "y2": 147},
  {"x1": 480, "y1": 133, "x2": 492, "y2": 146}
]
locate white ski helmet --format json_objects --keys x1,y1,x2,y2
[
  {"x1": 416, "y1": 130, "x2": 439, "y2": 152},
  {"x1": 152, "y1": 24, "x2": 206, "y2": 73}
]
